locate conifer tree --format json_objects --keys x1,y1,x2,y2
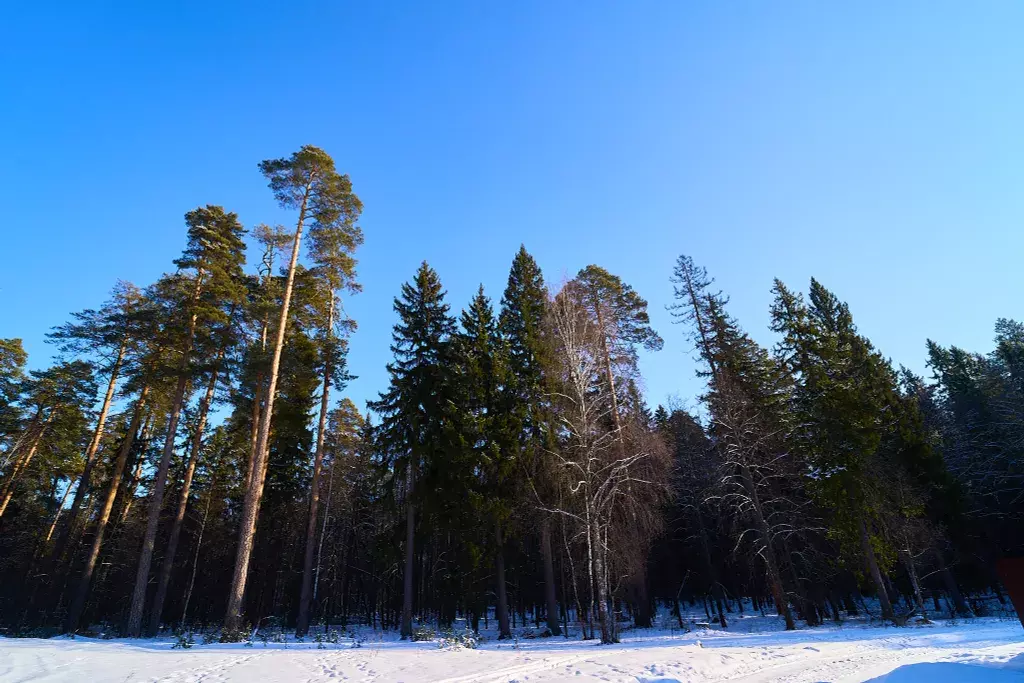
[
  {"x1": 0, "y1": 339, "x2": 28, "y2": 460},
  {"x1": 127, "y1": 205, "x2": 246, "y2": 637},
  {"x1": 456, "y1": 286, "x2": 514, "y2": 637},
  {"x1": 573, "y1": 265, "x2": 663, "y2": 445},
  {"x1": 64, "y1": 386, "x2": 151, "y2": 633},
  {"x1": 0, "y1": 361, "x2": 96, "y2": 519},
  {"x1": 671, "y1": 254, "x2": 797, "y2": 629},
  {"x1": 770, "y1": 278, "x2": 916, "y2": 624},
  {"x1": 225, "y1": 146, "x2": 360, "y2": 635},
  {"x1": 497, "y1": 247, "x2": 562, "y2": 634},
  {"x1": 296, "y1": 174, "x2": 363, "y2": 637},
  {"x1": 369, "y1": 262, "x2": 457, "y2": 638},
  {"x1": 571, "y1": 265, "x2": 663, "y2": 628},
  {"x1": 44, "y1": 282, "x2": 143, "y2": 571}
]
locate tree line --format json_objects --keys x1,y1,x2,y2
[{"x1": 0, "y1": 145, "x2": 1020, "y2": 643}]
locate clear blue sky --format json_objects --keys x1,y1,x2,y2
[{"x1": 2, "y1": 1, "x2": 1022, "y2": 415}]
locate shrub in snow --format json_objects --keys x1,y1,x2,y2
[
  {"x1": 437, "y1": 627, "x2": 478, "y2": 650},
  {"x1": 412, "y1": 626, "x2": 436, "y2": 642},
  {"x1": 172, "y1": 631, "x2": 195, "y2": 649},
  {"x1": 219, "y1": 624, "x2": 252, "y2": 643}
]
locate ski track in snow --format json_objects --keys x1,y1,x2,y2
[{"x1": 0, "y1": 618, "x2": 1021, "y2": 682}]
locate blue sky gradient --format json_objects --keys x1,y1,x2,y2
[{"x1": 2, "y1": 1, "x2": 1022, "y2": 414}]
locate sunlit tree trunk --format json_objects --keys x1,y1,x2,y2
[
  {"x1": 224, "y1": 186, "x2": 309, "y2": 634},
  {"x1": 44, "y1": 478, "x2": 76, "y2": 543},
  {"x1": 1, "y1": 408, "x2": 42, "y2": 472},
  {"x1": 57, "y1": 340, "x2": 128, "y2": 549},
  {"x1": 117, "y1": 413, "x2": 153, "y2": 526}
]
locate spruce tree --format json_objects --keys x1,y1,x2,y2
[
  {"x1": 456, "y1": 286, "x2": 513, "y2": 637},
  {"x1": 671, "y1": 254, "x2": 797, "y2": 629},
  {"x1": 770, "y1": 278, "x2": 917, "y2": 624},
  {"x1": 497, "y1": 247, "x2": 561, "y2": 634},
  {"x1": 369, "y1": 262, "x2": 457, "y2": 638}
]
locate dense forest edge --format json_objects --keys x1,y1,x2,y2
[{"x1": 0, "y1": 145, "x2": 1020, "y2": 644}]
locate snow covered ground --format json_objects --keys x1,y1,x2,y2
[{"x1": 0, "y1": 616, "x2": 1021, "y2": 683}]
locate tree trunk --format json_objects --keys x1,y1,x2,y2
[
  {"x1": 148, "y1": 352, "x2": 225, "y2": 636},
  {"x1": 696, "y1": 510, "x2": 727, "y2": 628},
  {"x1": 856, "y1": 512, "x2": 896, "y2": 623},
  {"x1": 44, "y1": 477, "x2": 76, "y2": 543},
  {"x1": 224, "y1": 192, "x2": 308, "y2": 634},
  {"x1": 126, "y1": 373, "x2": 190, "y2": 637},
  {"x1": 633, "y1": 561, "x2": 653, "y2": 628},
  {"x1": 739, "y1": 464, "x2": 794, "y2": 630},
  {"x1": 117, "y1": 427, "x2": 148, "y2": 524},
  {"x1": 64, "y1": 387, "x2": 149, "y2": 634},
  {"x1": 495, "y1": 520, "x2": 512, "y2": 638},
  {"x1": 540, "y1": 517, "x2": 562, "y2": 635},
  {"x1": 313, "y1": 459, "x2": 334, "y2": 609},
  {"x1": 180, "y1": 471, "x2": 216, "y2": 628},
  {"x1": 401, "y1": 462, "x2": 415, "y2": 639},
  {"x1": 900, "y1": 551, "x2": 927, "y2": 620},
  {"x1": 591, "y1": 520, "x2": 613, "y2": 644},
  {"x1": 938, "y1": 560, "x2": 972, "y2": 617},
  {"x1": 296, "y1": 303, "x2": 334, "y2": 637},
  {"x1": 243, "y1": 372, "x2": 267, "y2": 501},
  {"x1": 127, "y1": 268, "x2": 207, "y2": 637}
]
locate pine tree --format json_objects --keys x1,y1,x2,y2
[
  {"x1": 573, "y1": 265, "x2": 663, "y2": 445},
  {"x1": 64, "y1": 385, "x2": 151, "y2": 633},
  {"x1": 0, "y1": 339, "x2": 27, "y2": 447},
  {"x1": 0, "y1": 361, "x2": 96, "y2": 519},
  {"x1": 225, "y1": 146, "x2": 360, "y2": 635},
  {"x1": 147, "y1": 301, "x2": 241, "y2": 635},
  {"x1": 570, "y1": 265, "x2": 663, "y2": 630},
  {"x1": 296, "y1": 172, "x2": 363, "y2": 637},
  {"x1": 44, "y1": 282, "x2": 144, "y2": 575},
  {"x1": 127, "y1": 205, "x2": 246, "y2": 637}
]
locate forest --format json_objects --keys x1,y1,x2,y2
[{"x1": 0, "y1": 145, "x2": 1020, "y2": 645}]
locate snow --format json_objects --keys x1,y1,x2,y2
[{"x1": 0, "y1": 617, "x2": 1021, "y2": 683}]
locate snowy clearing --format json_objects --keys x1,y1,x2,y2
[{"x1": 0, "y1": 617, "x2": 1021, "y2": 683}]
